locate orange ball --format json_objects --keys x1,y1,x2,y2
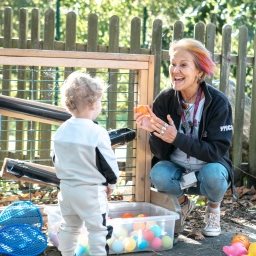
[
  {"x1": 134, "y1": 105, "x2": 150, "y2": 116},
  {"x1": 231, "y1": 234, "x2": 250, "y2": 250},
  {"x1": 121, "y1": 212, "x2": 134, "y2": 218}
]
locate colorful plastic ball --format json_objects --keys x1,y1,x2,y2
[
  {"x1": 133, "y1": 222, "x2": 146, "y2": 231},
  {"x1": 142, "y1": 229, "x2": 154, "y2": 242},
  {"x1": 150, "y1": 225, "x2": 162, "y2": 237},
  {"x1": 137, "y1": 213, "x2": 147, "y2": 217},
  {"x1": 137, "y1": 239, "x2": 149, "y2": 250},
  {"x1": 124, "y1": 237, "x2": 136, "y2": 252},
  {"x1": 150, "y1": 237, "x2": 162, "y2": 250},
  {"x1": 162, "y1": 235, "x2": 173, "y2": 249},
  {"x1": 111, "y1": 239, "x2": 124, "y2": 253},
  {"x1": 74, "y1": 244, "x2": 89, "y2": 256},
  {"x1": 121, "y1": 212, "x2": 134, "y2": 218},
  {"x1": 248, "y1": 242, "x2": 256, "y2": 256}
]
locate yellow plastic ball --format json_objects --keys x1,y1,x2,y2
[
  {"x1": 124, "y1": 237, "x2": 136, "y2": 252},
  {"x1": 248, "y1": 242, "x2": 256, "y2": 256}
]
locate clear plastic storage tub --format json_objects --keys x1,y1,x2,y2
[
  {"x1": 45, "y1": 201, "x2": 179, "y2": 255},
  {"x1": 107, "y1": 202, "x2": 179, "y2": 254}
]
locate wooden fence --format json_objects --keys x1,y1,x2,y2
[{"x1": 0, "y1": 7, "x2": 256, "y2": 184}]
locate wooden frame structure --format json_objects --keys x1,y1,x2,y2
[{"x1": 0, "y1": 48, "x2": 169, "y2": 206}]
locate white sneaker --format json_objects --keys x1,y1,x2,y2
[{"x1": 202, "y1": 211, "x2": 221, "y2": 236}]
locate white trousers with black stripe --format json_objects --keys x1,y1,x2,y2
[{"x1": 57, "y1": 183, "x2": 110, "y2": 256}]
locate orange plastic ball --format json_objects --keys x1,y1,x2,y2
[
  {"x1": 134, "y1": 105, "x2": 150, "y2": 116},
  {"x1": 121, "y1": 212, "x2": 134, "y2": 218},
  {"x1": 231, "y1": 234, "x2": 250, "y2": 250}
]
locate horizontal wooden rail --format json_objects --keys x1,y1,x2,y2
[{"x1": 0, "y1": 49, "x2": 153, "y2": 70}]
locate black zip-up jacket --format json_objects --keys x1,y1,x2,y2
[{"x1": 149, "y1": 81, "x2": 235, "y2": 195}]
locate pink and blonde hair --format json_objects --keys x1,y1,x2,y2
[{"x1": 169, "y1": 38, "x2": 216, "y2": 79}]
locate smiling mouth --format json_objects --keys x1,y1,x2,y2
[{"x1": 174, "y1": 77, "x2": 184, "y2": 82}]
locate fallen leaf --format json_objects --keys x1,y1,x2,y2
[{"x1": 186, "y1": 229, "x2": 205, "y2": 240}]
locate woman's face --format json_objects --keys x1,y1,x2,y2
[{"x1": 169, "y1": 49, "x2": 201, "y2": 92}]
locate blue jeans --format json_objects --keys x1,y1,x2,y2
[{"x1": 150, "y1": 160, "x2": 229, "y2": 203}]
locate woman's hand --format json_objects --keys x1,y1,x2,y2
[
  {"x1": 134, "y1": 106, "x2": 177, "y2": 143},
  {"x1": 134, "y1": 105, "x2": 155, "y2": 132},
  {"x1": 151, "y1": 114, "x2": 178, "y2": 143}
]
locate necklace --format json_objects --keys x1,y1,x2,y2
[
  {"x1": 181, "y1": 90, "x2": 199, "y2": 110},
  {"x1": 182, "y1": 90, "x2": 198, "y2": 103},
  {"x1": 181, "y1": 87, "x2": 202, "y2": 135}
]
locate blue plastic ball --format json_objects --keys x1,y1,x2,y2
[
  {"x1": 137, "y1": 239, "x2": 149, "y2": 250},
  {"x1": 150, "y1": 225, "x2": 162, "y2": 237},
  {"x1": 74, "y1": 244, "x2": 89, "y2": 256},
  {"x1": 111, "y1": 239, "x2": 124, "y2": 253}
]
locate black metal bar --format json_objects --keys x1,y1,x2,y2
[{"x1": 5, "y1": 128, "x2": 136, "y2": 186}]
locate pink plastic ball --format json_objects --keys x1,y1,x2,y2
[
  {"x1": 151, "y1": 237, "x2": 162, "y2": 250},
  {"x1": 143, "y1": 229, "x2": 154, "y2": 242}
]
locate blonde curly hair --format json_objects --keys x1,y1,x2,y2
[{"x1": 61, "y1": 71, "x2": 106, "y2": 113}]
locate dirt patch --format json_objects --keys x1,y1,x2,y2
[{"x1": 184, "y1": 186, "x2": 256, "y2": 241}]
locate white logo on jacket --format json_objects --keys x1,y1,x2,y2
[{"x1": 220, "y1": 125, "x2": 233, "y2": 131}]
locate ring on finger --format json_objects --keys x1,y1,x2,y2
[
  {"x1": 161, "y1": 126, "x2": 167, "y2": 131},
  {"x1": 161, "y1": 129, "x2": 165, "y2": 135},
  {"x1": 164, "y1": 123, "x2": 169, "y2": 128}
]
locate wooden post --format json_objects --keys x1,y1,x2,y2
[
  {"x1": 107, "y1": 15, "x2": 119, "y2": 130},
  {"x1": 16, "y1": 8, "x2": 28, "y2": 160},
  {"x1": 194, "y1": 21, "x2": 205, "y2": 43},
  {"x1": 28, "y1": 8, "x2": 41, "y2": 162},
  {"x1": 151, "y1": 19, "x2": 162, "y2": 97},
  {"x1": 0, "y1": 7, "x2": 12, "y2": 164},
  {"x1": 219, "y1": 24, "x2": 232, "y2": 94},
  {"x1": 205, "y1": 23, "x2": 216, "y2": 85},
  {"x1": 65, "y1": 11, "x2": 76, "y2": 77},
  {"x1": 126, "y1": 17, "x2": 141, "y2": 194},
  {"x1": 173, "y1": 20, "x2": 184, "y2": 41},
  {"x1": 87, "y1": 13, "x2": 98, "y2": 76},
  {"x1": 249, "y1": 35, "x2": 256, "y2": 179},
  {"x1": 39, "y1": 8, "x2": 55, "y2": 166},
  {"x1": 233, "y1": 26, "x2": 248, "y2": 183}
]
